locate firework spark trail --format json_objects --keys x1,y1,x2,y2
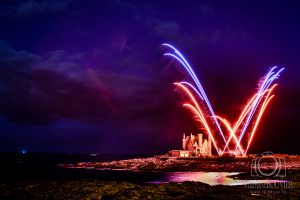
[
  {"x1": 245, "y1": 85, "x2": 277, "y2": 154},
  {"x1": 221, "y1": 92, "x2": 260, "y2": 154},
  {"x1": 232, "y1": 69, "x2": 279, "y2": 153},
  {"x1": 174, "y1": 82, "x2": 220, "y2": 154},
  {"x1": 221, "y1": 85, "x2": 277, "y2": 155},
  {"x1": 215, "y1": 116, "x2": 245, "y2": 156},
  {"x1": 180, "y1": 81, "x2": 203, "y2": 100},
  {"x1": 163, "y1": 43, "x2": 229, "y2": 150},
  {"x1": 163, "y1": 44, "x2": 226, "y2": 142},
  {"x1": 245, "y1": 96, "x2": 274, "y2": 154},
  {"x1": 234, "y1": 68, "x2": 284, "y2": 153}
]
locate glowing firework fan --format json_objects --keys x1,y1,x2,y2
[{"x1": 163, "y1": 43, "x2": 284, "y2": 156}]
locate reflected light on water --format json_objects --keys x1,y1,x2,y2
[{"x1": 152, "y1": 172, "x2": 288, "y2": 186}]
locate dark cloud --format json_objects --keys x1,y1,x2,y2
[
  {"x1": 199, "y1": 28, "x2": 251, "y2": 45},
  {"x1": 0, "y1": 40, "x2": 174, "y2": 128},
  {"x1": 142, "y1": 11, "x2": 182, "y2": 40},
  {"x1": 0, "y1": 0, "x2": 72, "y2": 17},
  {"x1": 153, "y1": 21, "x2": 181, "y2": 40},
  {"x1": 0, "y1": 41, "x2": 110, "y2": 124},
  {"x1": 0, "y1": 38, "x2": 182, "y2": 153},
  {"x1": 0, "y1": 40, "x2": 38, "y2": 69},
  {"x1": 110, "y1": 0, "x2": 137, "y2": 12},
  {"x1": 199, "y1": 3, "x2": 214, "y2": 17},
  {"x1": 0, "y1": 36, "x2": 187, "y2": 153}
]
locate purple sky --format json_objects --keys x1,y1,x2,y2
[{"x1": 0, "y1": 0, "x2": 299, "y2": 154}]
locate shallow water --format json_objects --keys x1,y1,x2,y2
[{"x1": 147, "y1": 171, "x2": 288, "y2": 186}]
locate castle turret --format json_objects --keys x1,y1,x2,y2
[
  {"x1": 208, "y1": 135, "x2": 212, "y2": 157},
  {"x1": 190, "y1": 133, "x2": 195, "y2": 144},
  {"x1": 182, "y1": 133, "x2": 186, "y2": 150},
  {"x1": 203, "y1": 139, "x2": 208, "y2": 155},
  {"x1": 197, "y1": 133, "x2": 203, "y2": 148}
]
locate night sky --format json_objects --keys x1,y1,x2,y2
[{"x1": 0, "y1": 0, "x2": 299, "y2": 154}]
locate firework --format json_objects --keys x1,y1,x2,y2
[
  {"x1": 163, "y1": 43, "x2": 229, "y2": 151},
  {"x1": 163, "y1": 43, "x2": 284, "y2": 156}
]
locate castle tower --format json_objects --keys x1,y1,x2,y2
[
  {"x1": 207, "y1": 135, "x2": 212, "y2": 157},
  {"x1": 203, "y1": 139, "x2": 208, "y2": 155},
  {"x1": 197, "y1": 133, "x2": 203, "y2": 148},
  {"x1": 193, "y1": 141, "x2": 198, "y2": 152},
  {"x1": 182, "y1": 133, "x2": 186, "y2": 150}
]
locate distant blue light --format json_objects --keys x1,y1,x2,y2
[{"x1": 21, "y1": 149, "x2": 27, "y2": 154}]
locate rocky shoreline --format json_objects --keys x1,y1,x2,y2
[{"x1": 60, "y1": 154, "x2": 300, "y2": 173}]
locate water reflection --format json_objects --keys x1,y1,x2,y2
[{"x1": 150, "y1": 172, "x2": 288, "y2": 186}]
